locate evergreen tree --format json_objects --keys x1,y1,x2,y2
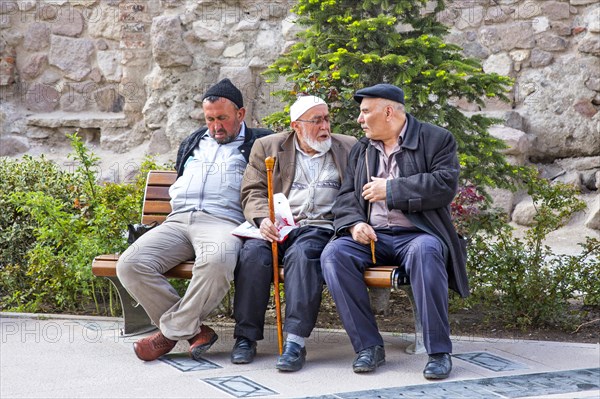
[{"x1": 264, "y1": 0, "x2": 517, "y2": 193}]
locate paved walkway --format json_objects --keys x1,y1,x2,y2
[{"x1": 1, "y1": 312, "x2": 598, "y2": 399}]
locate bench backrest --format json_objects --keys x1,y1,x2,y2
[{"x1": 141, "y1": 170, "x2": 177, "y2": 225}]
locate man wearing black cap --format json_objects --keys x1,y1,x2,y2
[
  {"x1": 117, "y1": 78, "x2": 272, "y2": 362},
  {"x1": 320, "y1": 83, "x2": 468, "y2": 379}
]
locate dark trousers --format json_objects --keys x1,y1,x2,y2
[
  {"x1": 321, "y1": 228, "x2": 452, "y2": 355},
  {"x1": 233, "y1": 226, "x2": 333, "y2": 341}
]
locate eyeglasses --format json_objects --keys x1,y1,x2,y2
[{"x1": 296, "y1": 115, "x2": 330, "y2": 125}]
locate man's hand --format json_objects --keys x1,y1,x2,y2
[
  {"x1": 362, "y1": 177, "x2": 387, "y2": 203},
  {"x1": 259, "y1": 218, "x2": 280, "y2": 243},
  {"x1": 349, "y1": 222, "x2": 377, "y2": 245}
]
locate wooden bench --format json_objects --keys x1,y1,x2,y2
[{"x1": 92, "y1": 170, "x2": 424, "y2": 353}]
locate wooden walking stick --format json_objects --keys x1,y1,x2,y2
[{"x1": 265, "y1": 156, "x2": 284, "y2": 355}]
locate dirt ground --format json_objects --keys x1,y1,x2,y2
[{"x1": 216, "y1": 289, "x2": 599, "y2": 345}]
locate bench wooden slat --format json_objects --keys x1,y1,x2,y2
[
  {"x1": 92, "y1": 255, "x2": 396, "y2": 287},
  {"x1": 143, "y1": 200, "x2": 173, "y2": 215},
  {"x1": 146, "y1": 170, "x2": 177, "y2": 186},
  {"x1": 141, "y1": 215, "x2": 168, "y2": 225},
  {"x1": 144, "y1": 186, "x2": 171, "y2": 200}
]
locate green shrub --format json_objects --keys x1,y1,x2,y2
[
  {"x1": 454, "y1": 170, "x2": 599, "y2": 330},
  {"x1": 0, "y1": 133, "x2": 169, "y2": 314}
]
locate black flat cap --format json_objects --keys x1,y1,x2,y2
[
  {"x1": 354, "y1": 83, "x2": 404, "y2": 104},
  {"x1": 202, "y1": 78, "x2": 244, "y2": 109}
]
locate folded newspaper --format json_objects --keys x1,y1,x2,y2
[{"x1": 232, "y1": 193, "x2": 298, "y2": 242}]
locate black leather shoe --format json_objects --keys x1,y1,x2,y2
[
  {"x1": 352, "y1": 345, "x2": 385, "y2": 373},
  {"x1": 275, "y1": 341, "x2": 306, "y2": 372},
  {"x1": 423, "y1": 353, "x2": 452, "y2": 380},
  {"x1": 231, "y1": 337, "x2": 257, "y2": 364}
]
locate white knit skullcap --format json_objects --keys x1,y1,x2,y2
[{"x1": 290, "y1": 95, "x2": 327, "y2": 122}]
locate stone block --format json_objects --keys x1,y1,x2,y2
[
  {"x1": 223, "y1": 42, "x2": 245, "y2": 58},
  {"x1": 532, "y1": 16, "x2": 550, "y2": 33},
  {"x1": 151, "y1": 16, "x2": 192, "y2": 68},
  {"x1": 583, "y1": 198, "x2": 600, "y2": 230},
  {"x1": 536, "y1": 34, "x2": 568, "y2": 52},
  {"x1": 48, "y1": 35, "x2": 95, "y2": 81},
  {"x1": 483, "y1": 52, "x2": 512, "y2": 76},
  {"x1": 512, "y1": 198, "x2": 536, "y2": 226},
  {"x1": 60, "y1": 90, "x2": 87, "y2": 112},
  {"x1": 88, "y1": 6, "x2": 121, "y2": 40},
  {"x1": 570, "y1": 0, "x2": 598, "y2": 5},
  {"x1": 578, "y1": 35, "x2": 600, "y2": 56},
  {"x1": 93, "y1": 86, "x2": 124, "y2": 113},
  {"x1": 550, "y1": 21, "x2": 572, "y2": 36},
  {"x1": 20, "y1": 54, "x2": 48, "y2": 80},
  {"x1": 26, "y1": 126, "x2": 53, "y2": 139},
  {"x1": 504, "y1": 111, "x2": 525, "y2": 131},
  {"x1": 0, "y1": 135, "x2": 29, "y2": 156},
  {"x1": 483, "y1": 6, "x2": 511, "y2": 24},
  {"x1": 489, "y1": 187, "x2": 515, "y2": 216},
  {"x1": 23, "y1": 23, "x2": 51, "y2": 51},
  {"x1": 100, "y1": 124, "x2": 146, "y2": 153},
  {"x1": 281, "y1": 16, "x2": 301, "y2": 41},
  {"x1": 51, "y1": 7, "x2": 84, "y2": 37},
  {"x1": 586, "y1": 5, "x2": 600, "y2": 33},
  {"x1": 147, "y1": 128, "x2": 171, "y2": 155},
  {"x1": 489, "y1": 125, "x2": 532, "y2": 157},
  {"x1": 97, "y1": 50, "x2": 123, "y2": 82},
  {"x1": 0, "y1": 48, "x2": 15, "y2": 85},
  {"x1": 25, "y1": 83, "x2": 60, "y2": 112},
  {"x1": 573, "y1": 98, "x2": 598, "y2": 118},
  {"x1": 585, "y1": 76, "x2": 600, "y2": 92},
  {"x1": 480, "y1": 23, "x2": 535, "y2": 52},
  {"x1": 530, "y1": 48, "x2": 554, "y2": 67},
  {"x1": 541, "y1": 1, "x2": 571, "y2": 20}
]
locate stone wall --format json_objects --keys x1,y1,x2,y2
[{"x1": 0, "y1": 0, "x2": 598, "y2": 230}]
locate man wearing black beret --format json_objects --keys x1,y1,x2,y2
[
  {"x1": 117, "y1": 78, "x2": 272, "y2": 362},
  {"x1": 321, "y1": 83, "x2": 468, "y2": 379}
]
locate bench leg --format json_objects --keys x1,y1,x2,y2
[
  {"x1": 105, "y1": 277, "x2": 157, "y2": 336},
  {"x1": 398, "y1": 285, "x2": 426, "y2": 354}
]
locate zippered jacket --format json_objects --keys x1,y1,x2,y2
[{"x1": 174, "y1": 125, "x2": 273, "y2": 178}]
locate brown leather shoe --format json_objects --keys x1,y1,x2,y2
[
  {"x1": 188, "y1": 325, "x2": 218, "y2": 361},
  {"x1": 133, "y1": 331, "x2": 177, "y2": 361}
]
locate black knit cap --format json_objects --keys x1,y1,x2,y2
[{"x1": 202, "y1": 78, "x2": 244, "y2": 109}]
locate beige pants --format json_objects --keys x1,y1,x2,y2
[{"x1": 116, "y1": 211, "x2": 242, "y2": 340}]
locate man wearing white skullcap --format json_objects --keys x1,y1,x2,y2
[{"x1": 231, "y1": 95, "x2": 357, "y2": 371}]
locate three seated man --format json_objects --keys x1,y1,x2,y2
[{"x1": 116, "y1": 79, "x2": 466, "y2": 380}]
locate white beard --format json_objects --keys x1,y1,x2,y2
[{"x1": 305, "y1": 136, "x2": 332, "y2": 154}]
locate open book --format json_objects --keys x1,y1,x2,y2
[{"x1": 232, "y1": 193, "x2": 298, "y2": 242}]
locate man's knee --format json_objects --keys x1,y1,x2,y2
[
  {"x1": 320, "y1": 241, "x2": 344, "y2": 274},
  {"x1": 236, "y1": 239, "x2": 272, "y2": 279},
  {"x1": 116, "y1": 244, "x2": 143, "y2": 283},
  {"x1": 240, "y1": 239, "x2": 271, "y2": 265},
  {"x1": 408, "y1": 235, "x2": 444, "y2": 258}
]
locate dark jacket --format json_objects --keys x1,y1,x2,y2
[
  {"x1": 174, "y1": 125, "x2": 273, "y2": 177},
  {"x1": 333, "y1": 113, "x2": 469, "y2": 297}
]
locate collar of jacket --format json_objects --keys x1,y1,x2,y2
[
  {"x1": 193, "y1": 124, "x2": 257, "y2": 160},
  {"x1": 399, "y1": 113, "x2": 419, "y2": 150}
]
